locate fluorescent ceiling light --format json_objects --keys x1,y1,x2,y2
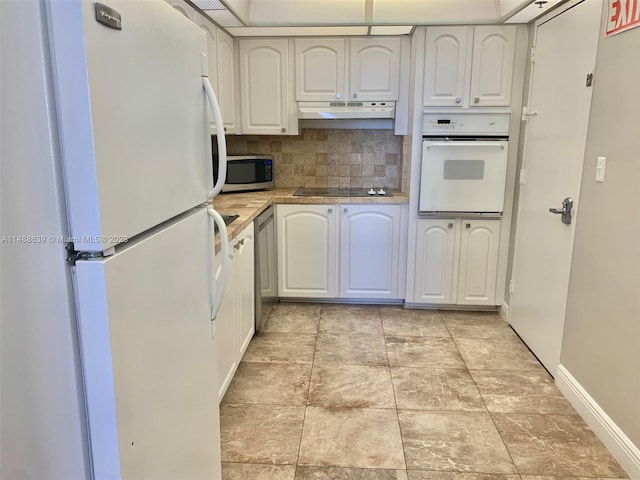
[
  {"x1": 369, "y1": 25, "x2": 413, "y2": 35},
  {"x1": 191, "y1": 0, "x2": 227, "y2": 10}
]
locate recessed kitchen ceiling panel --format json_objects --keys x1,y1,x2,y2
[
  {"x1": 227, "y1": 26, "x2": 370, "y2": 36},
  {"x1": 372, "y1": 0, "x2": 500, "y2": 24},
  {"x1": 498, "y1": 0, "x2": 530, "y2": 17},
  {"x1": 248, "y1": 0, "x2": 365, "y2": 25},
  {"x1": 204, "y1": 9, "x2": 244, "y2": 26},
  {"x1": 504, "y1": 0, "x2": 564, "y2": 23}
]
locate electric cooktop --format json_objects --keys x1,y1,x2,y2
[{"x1": 293, "y1": 187, "x2": 393, "y2": 197}]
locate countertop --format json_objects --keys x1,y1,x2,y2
[{"x1": 210, "y1": 188, "x2": 409, "y2": 252}]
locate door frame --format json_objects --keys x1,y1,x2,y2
[{"x1": 507, "y1": 0, "x2": 598, "y2": 332}]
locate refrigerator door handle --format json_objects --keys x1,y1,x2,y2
[
  {"x1": 203, "y1": 76, "x2": 227, "y2": 200},
  {"x1": 207, "y1": 207, "x2": 229, "y2": 320}
]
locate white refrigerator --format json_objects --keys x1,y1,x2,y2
[{"x1": 2, "y1": 1, "x2": 228, "y2": 479}]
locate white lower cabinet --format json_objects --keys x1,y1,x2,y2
[
  {"x1": 277, "y1": 204, "x2": 338, "y2": 298},
  {"x1": 414, "y1": 218, "x2": 500, "y2": 306},
  {"x1": 277, "y1": 204, "x2": 405, "y2": 300},
  {"x1": 340, "y1": 204, "x2": 402, "y2": 299},
  {"x1": 216, "y1": 223, "x2": 255, "y2": 402}
]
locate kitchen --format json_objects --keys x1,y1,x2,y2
[{"x1": 2, "y1": 0, "x2": 638, "y2": 479}]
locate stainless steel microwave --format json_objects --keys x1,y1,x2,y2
[{"x1": 213, "y1": 154, "x2": 274, "y2": 192}]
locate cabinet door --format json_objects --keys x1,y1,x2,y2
[
  {"x1": 339, "y1": 205, "x2": 401, "y2": 298},
  {"x1": 217, "y1": 29, "x2": 237, "y2": 133},
  {"x1": 350, "y1": 38, "x2": 401, "y2": 101},
  {"x1": 165, "y1": 0, "x2": 194, "y2": 20},
  {"x1": 423, "y1": 27, "x2": 470, "y2": 107},
  {"x1": 414, "y1": 219, "x2": 458, "y2": 304},
  {"x1": 239, "y1": 39, "x2": 290, "y2": 135},
  {"x1": 469, "y1": 26, "x2": 516, "y2": 107},
  {"x1": 215, "y1": 249, "x2": 237, "y2": 402},
  {"x1": 277, "y1": 204, "x2": 337, "y2": 298},
  {"x1": 235, "y1": 223, "x2": 255, "y2": 357},
  {"x1": 194, "y1": 13, "x2": 218, "y2": 133},
  {"x1": 456, "y1": 220, "x2": 500, "y2": 305},
  {"x1": 295, "y1": 39, "x2": 346, "y2": 101}
]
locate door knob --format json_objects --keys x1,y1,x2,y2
[{"x1": 549, "y1": 197, "x2": 573, "y2": 225}]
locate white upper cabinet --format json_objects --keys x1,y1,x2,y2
[
  {"x1": 469, "y1": 26, "x2": 517, "y2": 107},
  {"x1": 350, "y1": 38, "x2": 401, "y2": 101},
  {"x1": 295, "y1": 39, "x2": 346, "y2": 101},
  {"x1": 295, "y1": 38, "x2": 401, "y2": 101},
  {"x1": 423, "y1": 26, "x2": 516, "y2": 107},
  {"x1": 217, "y1": 29, "x2": 237, "y2": 133},
  {"x1": 423, "y1": 27, "x2": 470, "y2": 107},
  {"x1": 239, "y1": 39, "x2": 292, "y2": 135}
]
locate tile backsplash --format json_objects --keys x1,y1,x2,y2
[{"x1": 225, "y1": 129, "x2": 403, "y2": 190}]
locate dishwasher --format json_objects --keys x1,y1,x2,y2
[{"x1": 254, "y1": 205, "x2": 278, "y2": 331}]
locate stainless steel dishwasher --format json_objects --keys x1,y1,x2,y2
[{"x1": 254, "y1": 205, "x2": 278, "y2": 330}]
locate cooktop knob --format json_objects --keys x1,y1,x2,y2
[
  {"x1": 367, "y1": 189, "x2": 376, "y2": 195},
  {"x1": 377, "y1": 189, "x2": 386, "y2": 195}
]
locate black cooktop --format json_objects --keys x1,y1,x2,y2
[{"x1": 293, "y1": 187, "x2": 393, "y2": 197}]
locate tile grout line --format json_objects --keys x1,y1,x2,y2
[
  {"x1": 443, "y1": 311, "x2": 523, "y2": 476},
  {"x1": 381, "y1": 305, "x2": 410, "y2": 475},
  {"x1": 292, "y1": 303, "x2": 324, "y2": 477}
]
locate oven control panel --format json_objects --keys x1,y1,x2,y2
[{"x1": 423, "y1": 112, "x2": 510, "y2": 136}]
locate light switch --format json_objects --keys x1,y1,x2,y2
[{"x1": 596, "y1": 156, "x2": 606, "y2": 183}]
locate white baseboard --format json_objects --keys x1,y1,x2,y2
[
  {"x1": 498, "y1": 301, "x2": 510, "y2": 322},
  {"x1": 556, "y1": 365, "x2": 640, "y2": 479}
]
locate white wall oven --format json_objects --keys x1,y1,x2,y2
[{"x1": 419, "y1": 112, "x2": 510, "y2": 215}]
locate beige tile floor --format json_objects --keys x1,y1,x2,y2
[{"x1": 220, "y1": 304, "x2": 629, "y2": 480}]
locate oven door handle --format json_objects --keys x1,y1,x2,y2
[{"x1": 425, "y1": 142, "x2": 505, "y2": 149}]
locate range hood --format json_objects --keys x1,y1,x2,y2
[{"x1": 298, "y1": 101, "x2": 396, "y2": 119}]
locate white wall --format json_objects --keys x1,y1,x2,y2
[
  {"x1": 561, "y1": 2, "x2": 640, "y2": 451},
  {"x1": 0, "y1": 1, "x2": 90, "y2": 478}
]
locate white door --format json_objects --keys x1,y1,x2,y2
[
  {"x1": 349, "y1": 38, "x2": 401, "y2": 101},
  {"x1": 295, "y1": 38, "x2": 346, "y2": 101},
  {"x1": 469, "y1": 26, "x2": 516, "y2": 107},
  {"x1": 414, "y1": 218, "x2": 458, "y2": 304},
  {"x1": 277, "y1": 204, "x2": 337, "y2": 298},
  {"x1": 457, "y1": 219, "x2": 501, "y2": 305},
  {"x1": 217, "y1": 29, "x2": 237, "y2": 133},
  {"x1": 239, "y1": 39, "x2": 289, "y2": 135},
  {"x1": 74, "y1": 208, "x2": 221, "y2": 480},
  {"x1": 423, "y1": 26, "x2": 470, "y2": 107},
  {"x1": 339, "y1": 205, "x2": 401, "y2": 299},
  {"x1": 510, "y1": 0, "x2": 601, "y2": 374},
  {"x1": 235, "y1": 223, "x2": 255, "y2": 357}
]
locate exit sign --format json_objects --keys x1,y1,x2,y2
[{"x1": 606, "y1": 0, "x2": 640, "y2": 37}]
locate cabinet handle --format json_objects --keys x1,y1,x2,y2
[
  {"x1": 336, "y1": 93, "x2": 342, "y2": 99},
  {"x1": 281, "y1": 127, "x2": 286, "y2": 133},
  {"x1": 234, "y1": 238, "x2": 245, "y2": 249},
  {"x1": 474, "y1": 97, "x2": 480, "y2": 104},
  {"x1": 343, "y1": 208, "x2": 348, "y2": 213},
  {"x1": 455, "y1": 98, "x2": 462, "y2": 104},
  {"x1": 352, "y1": 93, "x2": 357, "y2": 99},
  {"x1": 448, "y1": 222, "x2": 454, "y2": 228},
  {"x1": 466, "y1": 223, "x2": 471, "y2": 229},
  {"x1": 223, "y1": 126, "x2": 227, "y2": 132},
  {"x1": 327, "y1": 208, "x2": 333, "y2": 214}
]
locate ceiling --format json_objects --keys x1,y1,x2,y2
[{"x1": 191, "y1": 0, "x2": 566, "y2": 35}]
